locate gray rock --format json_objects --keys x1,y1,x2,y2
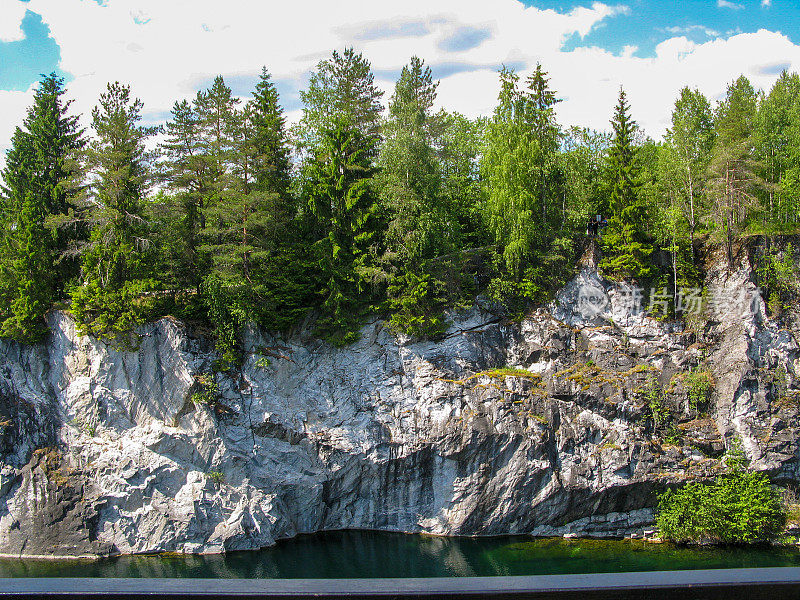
[{"x1": 0, "y1": 253, "x2": 798, "y2": 556}]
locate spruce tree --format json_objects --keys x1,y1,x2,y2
[
  {"x1": 71, "y1": 82, "x2": 158, "y2": 342},
  {"x1": 195, "y1": 76, "x2": 240, "y2": 200},
  {"x1": 0, "y1": 73, "x2": 83, "y2": 342},
  {"x1": 526, "y1": 63, "x2": 562, "y2": 228},
  {"x1": 600, "y1": 87, "x2": 653, "y2": 279},
  {"x1": 249, "y1": 67, "x2": 292, "y2": 196},
  {"x1": 482, "y1": 64, "x2": 562, "y2": 287},
  {"x1": 305, "y1": 117, "x2": 378, "y2": 344}
]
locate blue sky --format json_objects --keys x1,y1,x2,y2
[
  {"x1": 2, "y1": 0, "x2": 800, "y2": 162},
  {"x1": 0, "y1": 9, "x2": 63, "y2": 91},
  {"x1": 527, "y1": 0, "x2": 798, "y2": 57}
]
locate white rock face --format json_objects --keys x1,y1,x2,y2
[{"x1": 0, "y1": 260, "x2": 797, "y2": 556}]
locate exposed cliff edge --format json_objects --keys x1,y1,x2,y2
[{"x1": 0, "y1": 250, "x2": 798, "y2": 557}]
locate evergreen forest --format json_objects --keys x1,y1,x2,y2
[{"x1": 3, "y1": 50, "x2": 800, "y2": 362}]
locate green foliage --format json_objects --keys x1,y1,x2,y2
[
  {"x1": 304, "y1": 117, "x2": 379, "y2": 345},
  {"x1": 201, "y1": 275, "x2": 246, "y2": 369},
  {"x1": 6, "y1": 60, "x2": 800, "y2": 353},
  {"x1": 656, "y1": 469, "x2": 786, "y2": 545},
  {"x1": 191, "y1": 373, "x2": 220, "y2": 406},
  {"x1": 206, "y1": 470, "x2": 225, "y2": 485},
  {"x1": 158, "y1": 73, "x2": 311, "y2": 347},
  {"x1": 754, "y1": 72, "x2": 800, "y2": 229},
  {"x1": 70, "y1": 82, "x2": 158, "y2": 345},
  {"x1": 295, "y1": 47, "x2": 383, "y2": 156},
  {"x1": 379, "y1": 57, "x2": 455, "y2": 263},
  {"x1": 387, "y1": 270, "x2": 448, "y2": 338},
  {"x1": 254, "y1": 356, "x2": 271, "y2": 369},
  {"x1": 481, "y1": 65, "x2": 563, "y2": 279},
  {"x1": 486, "y1": 273, "x2": 543, "y2": 317},
  {"x1": 685, "y1": 368, "x2": 715, "y2": 411},
  {"x1": 661, "y1": 88, "x2": 716, "y2": 253},
  {"x1": 0, "y1": 73, "x2": 84, "y2": 343},
  {"x1": 709, "y1": 76, "x2": 764, "y2": 266},
  {"x1": 481, "y1": 59, "x2": 577, "y2": 314},
  {"x1": 600, "y1": 87, "x2": 653, "y2": 279},
  {"x1": 771, "y1": 363, "x2": 789, "y2": 404},
  {"x1": 249, "y1": 67, "x2": 292, "y2": 196},
  {"x1": 437, "y1": 112, "x2": 485, "y2": 245},
  {"x1": 642, "y1": 376, "x2": 670, "y2": 429},
  {"x1": 71, "y1": 279, "x2": 156, "y2": 347},
  {"x1": 657, "y1": 87, "x2": 715, "y2": 287},
  {"x1": 756, "y1": 243, "x2": 796, "y2": 314},
  {"x1": 560, "y1": 127, "x2": 610, "y2": 232}
]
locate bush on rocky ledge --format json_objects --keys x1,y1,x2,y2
[{"x1": 656, "y1": 469, "x2": 786, "y2": 545}]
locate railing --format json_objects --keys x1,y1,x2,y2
[{"x1": 1, "y1": 567, "x2": 800, "y2": 599}]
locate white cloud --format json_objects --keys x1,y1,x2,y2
[
  {"x1": 762, "y1": 0, "x2": 772, "y2": 6},
  {"x1": 664, "y1": 24, "x2": 720, "y2": 37},
  {"x1": 0, "y1": 0, "x2": 28, "y2": 42},
  {"x1": 0, "y1": 86, "x2": 35, "y2": 167},
  {"x1": 7, "y1": 0, "x2": 620, "y2": 135},
  {"x1": 717, "y1": 0, "x2": 744, "y2": 9},
  {"x1": 1, "y1": 0, "x2": 800, "y2": 169}
]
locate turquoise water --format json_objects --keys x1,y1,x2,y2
[{"x1": 2, "y1": 532, "x2": 800, "y2": 578}]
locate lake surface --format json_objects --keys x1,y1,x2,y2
[{"x1": 2, "y1": 532, "x2": 800, "y2": 578}]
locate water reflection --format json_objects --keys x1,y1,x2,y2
[{"x1": 1, "y1": 532, "x2": 799, "y2": 578}]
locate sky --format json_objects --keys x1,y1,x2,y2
[{"x1": 1, "y1": 0, "x2": 799, "y2": 167}]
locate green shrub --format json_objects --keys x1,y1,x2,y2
[
  {"x1": 387, "y1": 270, "x2": 449, "y2": 339},
  {"x1": 191, "y1": 374, "x2": 219, "y2": 406},
  {"x1": 71, "y1": 278, "x2": 158, "y2": 350},
  {"x1": 207, "y1": 471, "x2": 225, "y2": 485},
  {"x1": 756, "y1": 243, "x2": 796, "y2": 315},
  {"x1": 200, "y1": 275, "x2": 245, "y2": 369},
  {"x1": 486, "y1": 276, "x2": 543, "y2": 317},
  {"x1": 685, "y1": 368, "x2": 714, "y2": 411},
  {"x1": 656, "y1": 469, "x2": 786, "y2": 544},
  {"x1": 772, "y1": 364, "x2": 789, "y2": 404},
  {"x1": 643, "y1": 376, "x2": 670, "y2": 428}
]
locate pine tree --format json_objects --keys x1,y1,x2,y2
[
  {"x1": 0, "y1": 73, "x2": 83, "y2": 342},
  {"x1": 158, "y1": 99, "x2": 213, "y2": 291},
  {"x1": 197, "y1": 74, "x2": 306, "y2": 364},
  {"x1": 600, "y1": 87, "x2": 653, "y2": 278},
  {"x1": 71, "y1": 82, "x2": 158, "y2": 343},
  {"x1": 203, "y1": 104, "x2": 291, "y2": 300},
  {"x1": 296, "y1": 48, "x2": 384, "y2": 157},
  {"x1": 380, "y1": 56, "x2": 449, "y2": 263},
  {"x1": 199, "y1": 104, "x2": 281, "y2": 364}
]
